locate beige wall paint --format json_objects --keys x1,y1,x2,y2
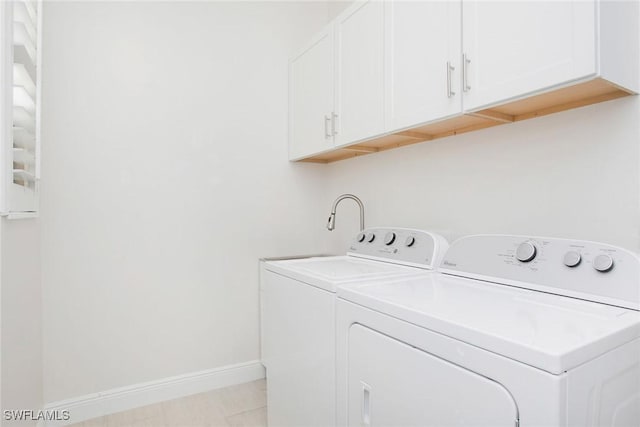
[
  {"x1": 1, "y1": 219, "x2": 42, "y2": 427},
  {"x1": 40, "y1": 1, "x2": 330, "y2": 403}
]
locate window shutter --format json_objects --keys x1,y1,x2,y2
[{"x1": 1, "y1": 0, "x2": 40, "y2": 215}]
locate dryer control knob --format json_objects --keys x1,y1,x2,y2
[
  {"x1": 593, "y1": 254, "x2": 614, "y2": 272},
  {"x1": 563, "y1": 251, "x2": 581, "y2": 268},
  {"x1": 405, "y1": 236, "x2": 416, "y2": 247},
  {"x1": 384, "y1": 232, "x2": 396, "y2": 246},
  {"x1": 516, "y1": 242, "x2": 537, "y2": 262},
  {"x1": 366, "y1": 233, "x2": 376, "y2": 243},
  {"x1": 356, "y1": 232, "x2": 366, "y2": 243}
]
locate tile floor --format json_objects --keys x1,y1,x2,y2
[{"x1": 70, "y1": 379, "x2": 267, "y2": 427}]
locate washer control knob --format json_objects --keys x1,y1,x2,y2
[
  {"x1": 384, "y1": 232, "x2": 396, "y2": 246},
  {"x1": 405, "y1": 236, "x2": 416, "y2": 247},
  {"x1": 356, "y1": 232, "x2": 366, "y2": 243},
  {"x1": 366, "y1": 233, "x2": 376, "y2": 243},
  {"x1": 563, "y1": 251, "x2": 581, "y2": 268},
  {"x1": 516, "y1": 242, "x2": 537, "y2": 262},
  {"x1": 593, "y1": 254, "x2": 614, "y2": 272}
]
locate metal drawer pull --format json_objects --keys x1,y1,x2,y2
[
  {"x1": 463, "y1": 53, "x2": 471, "y2": 92},
  {"x1": 324, "y1": 115, "x2": 331, "y2": 139},
  {"x1": 447, "y1": 61, "x2": 455, "y2": 98},
  {"x1": 332, "y1": 112, "x2": 339, "y2": 136}
]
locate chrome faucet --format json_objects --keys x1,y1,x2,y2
[{"x1": 327, "y1": 194, "x2": 364, "y2": 231}]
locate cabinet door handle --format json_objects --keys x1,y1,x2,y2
[
  {"x1": 463, "y1": 53, "x2": 471, "y2": 92},
  {"x1": 332, "y1": 112, "x2": 339, "y2": 136},
  {"x1": 324, "y1": 115, "x2": 332, "y2": 139},
  {"x1": 446, "y1": 61, "x2": 455, "y2": 98}
]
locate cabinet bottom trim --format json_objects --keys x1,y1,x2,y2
[{"x1": 295, "y1": 77, "x2": 632, "y2": 164}]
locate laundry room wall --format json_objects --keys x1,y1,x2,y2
[
  {"x1": 1, "y1": 219, "x2": 43, "y2": 426},
  {"x1": 39, "y1": 1, "x2": 330, "y2": 403},
  {"x1": 321, "y1": 0, "x2": 638, "y2": 253},
  {"x1": 324, "y1": 96, "x2": 640, "y2": 253},
  {"x1": 35, "y1": 0, "x2": 640, "y2": 410},
  {"x1": 327, "y1": 0, "x2": 352, "y2": 20}
]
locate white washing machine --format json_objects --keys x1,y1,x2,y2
[
  {"x1": 336, "y1": 235, "x2": 640, "y2": 427},
  {"x1": 260, "y1": 227, "x2": 449, "y2": 427}
]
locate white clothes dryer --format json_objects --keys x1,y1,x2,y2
[{"x1": 336, "y1": 235, "x2": 640, "y2": 427}]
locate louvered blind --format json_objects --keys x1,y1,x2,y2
[{"x1": 1, "y1": 0, "x2": 40, "y2": 215}]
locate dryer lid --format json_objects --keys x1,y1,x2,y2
[{"x1": 338, "y1": 273, "x2": 640, "y2": 374}]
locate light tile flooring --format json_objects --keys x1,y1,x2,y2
[{"x1": 70, "y1": 380, "x2": 267, "y2": 427}]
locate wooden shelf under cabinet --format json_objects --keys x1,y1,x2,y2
[{"x1": 298, "y1": 78, "x2": 633, "y2": 164}]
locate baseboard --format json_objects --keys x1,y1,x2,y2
[{"x1": 41, "y1": 360, "x2": 265, "y2": 427}]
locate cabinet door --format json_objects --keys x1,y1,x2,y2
[
  {"x1": 462, "y1": 0, "x2": 596, "y2": 111},
  {"x1": 347, "y1": 324, "x2": 519, "y2": 427},
  {"x1": 289, "y1": 28, "x2": 334, "y2": 160},
  {"x1": 387, "y1": 0, "x2": 462, "y2": 132},
  {"x1": 335, "y1": 0, "x2": 385, "y2": 146}
]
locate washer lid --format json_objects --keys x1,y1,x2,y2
[
  {"x1": 264, "y1": 256, "x2": 425, "y2": 292},
  {"x1": 338, "y1": 273, "x2": 640, "y2": 374}
]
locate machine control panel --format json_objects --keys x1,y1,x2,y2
[
  {"x1": 440, "y1": 235, "x2": 640, "y2": 310},
  {"x1": 348, "y1": 227, "x2": 449, "y2": 270}
]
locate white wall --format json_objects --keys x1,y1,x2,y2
[
  {"x1": 39, "y1": 0, "x2": 640, "y2": 409},
  {"x1": 324, "y1": 97, "x2": 640, "y2": 254},
  {"x1": 327, "y1": 0, "x2": 352, "y2": 20},
  {"x1": 322, "y1": 0, "x2": 639, "y2": 252},
  {"x1": 40, "y1": 1, "x2": 330, "y2": 403},
  {"x1": 1, "y1": 219, "x2": 42, "y2": 426}
]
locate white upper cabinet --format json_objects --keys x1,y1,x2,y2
[
  {"x1": 334, "y1": 0, "x2": 385, "y2": 147},
  {"x1": 288, "y1": 0, "x2": 638, "y2": 163},
  {"x1": 462, "y1": 0, "x2": 597, "y2": 111},
  {"x1": 289, "y1": 27, "x2": 335, "y2": 161},
  {"x1": 386, "y1": 0, "x2": 462, "y2": 132}
]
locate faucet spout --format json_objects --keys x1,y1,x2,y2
[{"x1": 326, "y1": 194, "x2": 364, "y2": 231}]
